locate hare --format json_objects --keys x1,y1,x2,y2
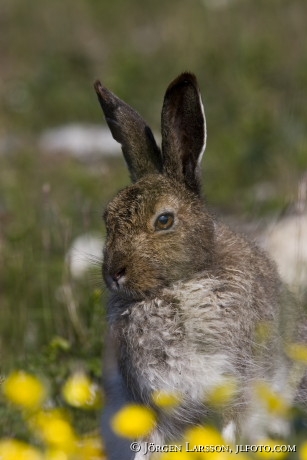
[{"x1": 94, "y1": 73, "x2": 306, "y2": 459}]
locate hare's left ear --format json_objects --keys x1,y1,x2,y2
[
  {"x1": 161, "y1": 73, "x2": 206, "y2": 195},
  {"x1": 94, "y1": 80, "x2": 162, "y2": 182}
]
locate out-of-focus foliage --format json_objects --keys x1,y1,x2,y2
[
  {"x1": 0, "y1": 370, "x2": 106, "y2": 458},
  {"x1": 1, "y1": 373, "x2": 307, "y2": 458},
  {"x1": 0, "y1": 0, "x2": 307, "y2": 438},
  {"x1": 1, "y1": 0, "x2": 307, "y2": 208}
]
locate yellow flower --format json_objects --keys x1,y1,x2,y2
[
  {"x1": 0, "y1": 439, "x2": 42, "y2": 460},
  {"x1": 152, "y1": 390, "x2": 181, "y2": 409},
  {"x1": 111, "y1": 404, "x2": 157, "y2": 439},
  {"x1": 185, "y1": 425, "x2": 225, "y2": 446},
  {"x1": 30, "y1": 409, "x2": 77, "y2": 452},
  {"x1": 254, "y1": 439, "x2": 288, "y2": 458},
  {"x1": 300, "y1": 441, "x2": 307, "y2": 460},
  {"x1": 3, "y1": 371, "x2": 47, "y2": 410},
  {"x1": 62, "y1": 373, "x2": 102, "y2": 409},
  {"x1": 158, "y1": 450, "x2": 193, "y2": 460},
  {"x1": 184, "y1": 425, "x2": 231, "y2": 459},
  {"x1": 78, "y1": 435, "x2": 106, "y2": 459},
  {"x1": 254, "y1": 382, "x2": 289, "y2": 416},
  {"x1": 285, "y1": 343, "x2": 307, "y2": 364},
  {"x1": 42, "y1": 418, "x2": 76, "y2": 450},
  {"x1": 44, "y1": 449, "x2": 70, "y2": 460},
  {"x1": 206, "y1": 378, "x2": 238, "y2": 407}
]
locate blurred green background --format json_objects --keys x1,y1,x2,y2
[{"x1": 0, "y1": 0, "x2": 307, "y2": 437}]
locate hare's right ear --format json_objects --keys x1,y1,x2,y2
[
  {"x1": 161, "y1": 73, "x2": 206, "y2": 195},
  {"x1": 94, "y1": 81, "x2": 162, "y2": 182}
]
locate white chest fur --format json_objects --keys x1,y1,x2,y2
[
  {"x1": 113, "y1": 275, "x2": 245, "y2": 405},
  {"x1": 110, "y1": 271, "x2": 292, "y2": 445}
]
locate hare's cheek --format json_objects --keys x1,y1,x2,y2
[{"x1": 128, "y1": 255, "x2": 169, "y2": 288}]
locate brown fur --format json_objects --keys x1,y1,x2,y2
[{"x1": 95, "y1": 73, "x2": 306, "y2": 458}]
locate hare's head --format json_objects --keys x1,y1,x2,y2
[{"x1": 95, "y1": 73, "x2": 215, "y2": 300}]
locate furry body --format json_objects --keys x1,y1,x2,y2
[
  {"x1": 94, "y1": 73, "x2": 306, "y2": 459},
  {"x1": 107, "y1": 221, "x2": 290, "y2": 446}
]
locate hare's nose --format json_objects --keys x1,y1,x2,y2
[{"x1": 111, "y1": 267, "x2": 126, "y2": 285}]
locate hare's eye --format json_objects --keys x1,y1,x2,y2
[{"x1": 155, "y1": 213, "x2": 174, "y2": 231}]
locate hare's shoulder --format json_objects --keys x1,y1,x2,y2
[{"x1": 215, "y1": 220, "x2": 279, "y2": 276}]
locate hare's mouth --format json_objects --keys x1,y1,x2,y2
[
  {"x1": 107, "y1": 283, "x2": 159, "y2": 301},
  {"x1": 104, "y1": 270, "x2": 169, "y2": 301},
  {"x1": 103, "y1": 258, "x2": 173, "y2": 300}
]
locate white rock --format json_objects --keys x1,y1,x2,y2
[
  {"x1": 66, "y1": 233, "x2": 103, "y2": 278},
  {"x1": 39, "y1": 123, "x2": 120, "y2": 158},
  {"x1": 261, "y1": 174, "x2": 307, "y2": 290},
  {"x1": 261, "y1": 214, "x2": 307, "y2": 289}
]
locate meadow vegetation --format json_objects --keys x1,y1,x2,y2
[{"x1": 0, "y1": 0, "x2": 307, "y2": 452}]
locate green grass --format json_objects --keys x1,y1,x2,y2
[
  {"x1": 0, "y1": 149, "x2": 130, "y2": 357},
  {"x1": 1, "y1": 0, "x2": 307, "y2": 443},
  {"x1": 0, "y1": 148, "x2": 130, "y2": 435}
]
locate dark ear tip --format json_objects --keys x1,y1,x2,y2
[
  {"x1": 94, "y1": 79, "x2": 104, "y2": 96},
  {"x1": 166, "y1": 72, "x2": 199, "y2": 94}
]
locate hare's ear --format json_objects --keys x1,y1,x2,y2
[
  {"x1": 94, "y1": 81, "x2": 162, "y2": 182},
  {"x1": 161, "y1": 73, "x2": 206, "y2": 194}
]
